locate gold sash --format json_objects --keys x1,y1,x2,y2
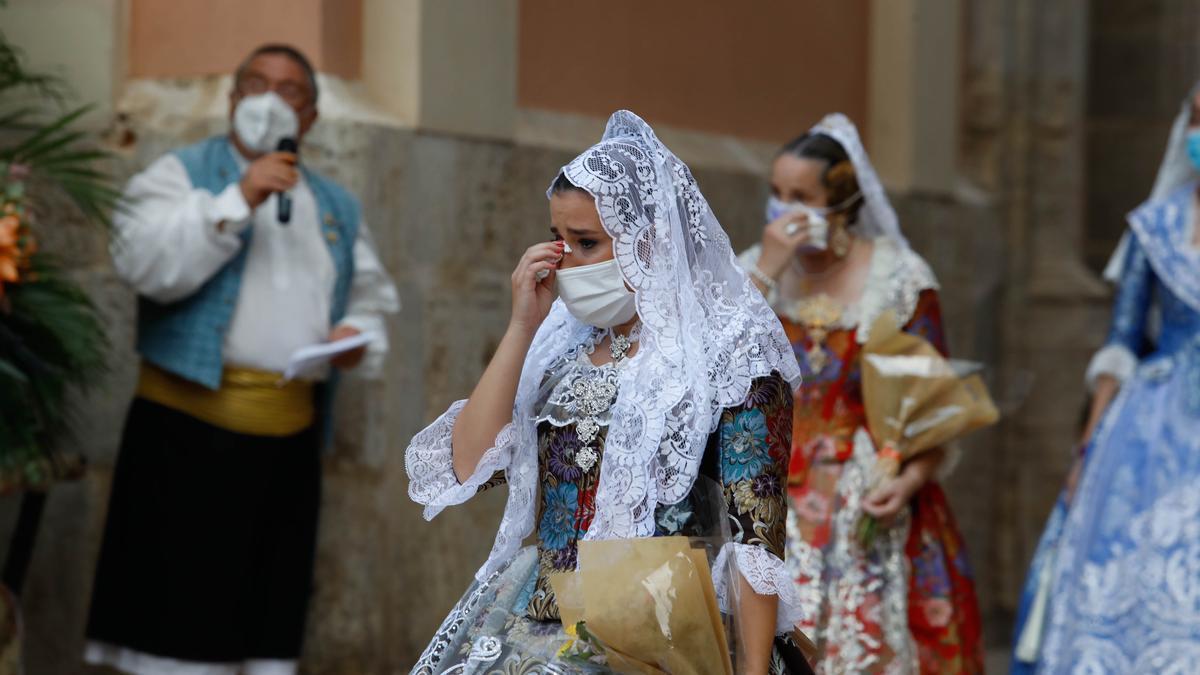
[{"x1": 136, "y1": 363, "x2": 315, "y2": 437}]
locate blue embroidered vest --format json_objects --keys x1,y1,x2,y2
[{"x1": 136, "y1": 136, "x2": 360, "y2": 440}]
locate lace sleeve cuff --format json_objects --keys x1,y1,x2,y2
[
  {"x1": 712, "y1": 543, "x2": 806, "y2": 635},
  {"x1": 1085, "y1": 344, "x2": 1137, "y2": 390},
  {"x1": 404, "y1": 399, "x2": 516, "y2": 520}
]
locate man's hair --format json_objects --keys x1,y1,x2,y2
[{"x1": 234, "y1": 44, "x2": 319, "y2": 104}]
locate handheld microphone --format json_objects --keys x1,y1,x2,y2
[{"x1": 276, "y1": 137, "x2": 298, "y2": 225}]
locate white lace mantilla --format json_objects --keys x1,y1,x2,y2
[
  {"x1": 738, "y1": 236, "x2": 939, "y2": 344},
  {"x1": 405, "y1": 111, "x2": 801, "y2": 587},
  {"x1": 809, "y1": 113, "x2": 906, "y2": 246}
]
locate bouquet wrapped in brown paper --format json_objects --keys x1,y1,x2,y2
[
  {"x1": 857, "y1": 311, "x2": 999, "y2": 546},
  {"x1": 551, "y1": 536, "x2": 734, "y2": 675}
]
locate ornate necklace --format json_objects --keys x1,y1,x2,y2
[
  {"x1": 570, "y1": 323, "x2": 641, "y2": 471},
  {"x1": 607, "y1": 324, "x2": 639, "y2": 362},
  {"x1": 790, "y1": 293, "x2": 842, "y2": 373}
]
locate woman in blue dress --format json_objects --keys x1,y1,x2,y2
[{"x1": 1010, "y1": 85, "x2": 1200, "y2": 673}]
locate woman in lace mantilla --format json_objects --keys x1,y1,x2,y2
[
  {"x1": 738, "y1": 114, "x2": 983, "y2": 674},
  {"x1": 1010, "y1": 85, "x2": 1200, "y2": 675},
  {"x1": 405, "y1": 111, "x2": 812, "y2": 674}
]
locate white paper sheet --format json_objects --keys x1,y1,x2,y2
[{"x1": 283, "y1": 332, "x2": 377, "y2": 381}]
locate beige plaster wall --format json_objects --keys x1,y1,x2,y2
[{"x1": 2, "y1": 0, "x2": 123, "y2": 128}]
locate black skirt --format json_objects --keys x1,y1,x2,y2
[{"x1": 87, "y1": 398, "x2": 321, "y2": 662}]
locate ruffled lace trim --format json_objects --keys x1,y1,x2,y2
[
  {"x1": 852, "y1": 237, "x2": 939, "y2": 342},
  {"x1": 712, "y1": 543, "x2": 807, "y2": 635},
  {"x1": 1085, "y1": 344, "x2": 1137, "y2": 389},
  {"x1": 404, "y1": 399, "x2": 518, "y2": 521}
]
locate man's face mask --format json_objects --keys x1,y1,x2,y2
[
  {"x1": 233, "y1": 91, "x2": 299, "y2": 154},
  {"x1": 555, "y1": 259, "x2": 638, "y2": 328}
]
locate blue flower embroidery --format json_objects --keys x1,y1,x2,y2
[
  {"x1": 719, "y1": 409, "x2": 771, "y2": 482},
  {"x1": 539, "y1": 483, "x2": 580, "y2": 550}
]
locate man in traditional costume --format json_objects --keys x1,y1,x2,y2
[{"x1": 85, "y1": 44, "x2": 399, "y2": 675}]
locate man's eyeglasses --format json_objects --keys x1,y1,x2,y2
[{"x1": 237, "y1": 74, "x2": 311, "y2": 109}]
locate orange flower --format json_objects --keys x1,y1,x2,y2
[{"x1": 0, "y1": 212, "x2": 34, "y2": 297}]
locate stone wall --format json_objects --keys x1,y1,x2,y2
[{"x1": 1085, "y1": 0, "x2": 1200, "y2": 270}]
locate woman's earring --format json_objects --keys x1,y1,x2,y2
[{"x1": 830, "y1": 222, "x2": 851, "y2": 258}]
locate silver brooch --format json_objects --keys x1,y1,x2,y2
[
  {"x1": 574, "y1": 445, "x2": 599, "y2": 472},
  {"x1": 571, "y1": 376, "x2": 616, "y2": 469}
]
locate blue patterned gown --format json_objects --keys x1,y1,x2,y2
[{"x1": 1013, "y1": 183, "x2": 1200, "y2": 674}]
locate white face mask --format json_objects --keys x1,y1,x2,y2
[
  {"x1": 233, "y1": 92, "x2": 299, "y2": 154},
  {"x1": 765, "y1": 196, "x2": 830, "y2": 250},
  {"x1": 555, "y1": 258, "x2": 638, "y2": 328}
]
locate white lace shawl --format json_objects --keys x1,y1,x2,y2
[
  {"x1": 738, "y1": 236, "x2": 939, "y2": 343},
  {"x1": 405, "y1": 112, "x2": 803, "y2": 624}
]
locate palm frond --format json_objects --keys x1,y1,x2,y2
[
  {"x1": 0, "y1": 20, "x2": 116, "y2": 473},
  {"x1": 3, "y1": 106, "x2": 90, "y2": 160},
  {"x1": 0, "y1": 104, "x2": 120, "y2": 227},
  {"x1": 0, "y1": 29, "x2": 65, "y2": 101},
  {"x1": 0, "y1": 105, "x2": 38, "y2": 131}
]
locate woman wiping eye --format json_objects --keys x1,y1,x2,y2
[{"x1": 405, "y1": 110, "x2": 813, "y2": 674}]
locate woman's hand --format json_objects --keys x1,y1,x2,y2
[
  {"x1": 510, "y1": 240, "x2": 563, "y2": 335},
  {"x1": 757, "y1": 211, "x2": 816, "y2": 280},
  {"x1": 452, "y1": 239, "x2": 563, "y2": 481},
  {"x1": 862, "y1": 446, "x2": 946, "y2": 520},
  {"x1": 861, "y1": 471, "x2": 921, "y2": 520}
]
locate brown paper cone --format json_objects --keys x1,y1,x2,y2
[
  {"x1": 687, "y1": 548, "x2": 733, "y2": 675},
  {"x1": 861, "y1": 311, "x2": 999, "y2": 464},
  {"x1": 579, "y1": 537, "x2": 730, "y2": 675}
]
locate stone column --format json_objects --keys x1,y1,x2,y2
[
  {"x1": 867, "y1": 0, "x2": 962, "y2": 194},
  {"x1": 962, "y1": 0, "x2": 1109, "y2": 641},
  {"x1": 362, "y1": 0, "x2": 517, "y2": 139}
]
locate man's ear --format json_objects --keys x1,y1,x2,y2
[{"x1": 298, "y1": 107, "x2": 319, "y2": 137}]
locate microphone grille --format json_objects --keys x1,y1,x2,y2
[{"x1": 277, "y1": 137, "x2": 298, "y2": 153}]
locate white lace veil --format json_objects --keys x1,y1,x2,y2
[
  {"x1": 807, "y1": 113, "x2": 906, "y2": 247},
  {"x1": 468, "y1": 111, "x2": 801, "y2": 580},
  {"x1": 1102, "y1": 84, "x2": 1200, "y2": 281}
]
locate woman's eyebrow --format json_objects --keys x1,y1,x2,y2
[{"x1": 550, "y1": 225, "x2": 600, "y2": 237}]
